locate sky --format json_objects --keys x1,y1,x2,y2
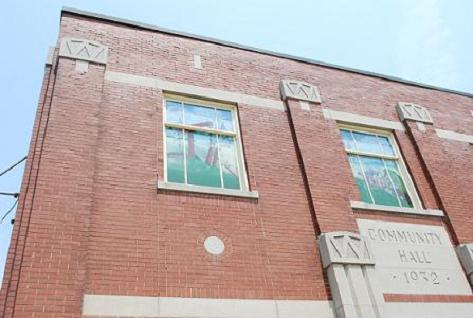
[{"x1": 0, "y1": 0, "x2": 472, "y2": 282}]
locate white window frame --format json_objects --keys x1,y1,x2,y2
[
  {"x1": 162, "y1": 93, "x2": 250, "y2": 193},
  {"x1": 339, "y1": 123, "x2": 422, "y2": 209}
]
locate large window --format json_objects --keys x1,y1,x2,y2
[
  {"x1": 163, "y1": 95, "x2": 246, "y2": 191},
  {"x1": 340, "y1": 126, "x2": 420, "y2": 209}
]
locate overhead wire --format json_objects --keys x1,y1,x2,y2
[
  {"x1": 0, "y1": 156, "x2": 26, "y2": 225},
  {"x1": 0, "y1": 156, "x2": 27, "y2": 177},
  {"x1": 1, "y1": 198, "x2": 19, "y2": 224}
]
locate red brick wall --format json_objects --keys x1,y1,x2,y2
[{"x1": 1, "y1": 11, "x2": 473, "y2": 317}]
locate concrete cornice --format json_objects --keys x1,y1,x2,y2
[{"x1": 60, "y1": 7, "x2": 473, "y2": 99}]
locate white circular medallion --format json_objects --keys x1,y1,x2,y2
[{"x1": 204, "y1": 236, "x2": 225, "y2": 255}]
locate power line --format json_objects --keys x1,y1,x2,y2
[
  {"x1": 0, "y1": 156, "x2": 27, "y2": 177},
  {"x1": 0, "y1": 192, "x2": 19, "y2": 198},
  {"x1": 1, "y1": 198, "x2": 19, "y2": 224}
]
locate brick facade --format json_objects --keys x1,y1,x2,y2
[{"x1": 1, "y1": 8, "x2": 472, "y2": 318}]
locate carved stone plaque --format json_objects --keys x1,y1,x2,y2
[
  {"x1": 280, "y1": 80, "x2": 321, "y2": 103},
  {"x1": 59, "y1": 37, "x2": 108, "y2": 64},
  {"x1": 318, "y1": 231, "x2": 375, "y2": 267},
  {"x1": 397, "y1": 102, "x2": 433, "y2": 124},
  {"x1": 357, "y1": 219, "x2": 472, "y2": 295}
]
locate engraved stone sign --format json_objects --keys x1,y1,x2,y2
[{"x1": 357, "y1": 219, "x2": 472, "y2": 295}]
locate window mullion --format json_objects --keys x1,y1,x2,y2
[
  {"x1": 165, "y1": 122, "x2": 236, "y2": 137},
  {"x1": 376, "y1": 134, "x2": 403, "y2": 207},
  {"x1": 376, "y1": 133, "x2": 403, "y2": 206},
  {"x1": 351, "y1": 130, "x2": 376, "y2": 203},
  {"x1": 355, "y1": 155, "x2": 376, "y2": 204},
  {"x1": 231, "y1": 136, "x2": 242, "y2": 190},
  {"x1": 350, "y1": 130, "x2": 360, "y2": 152},
  {"x1": 216, "y1": 135, "x2": 224, "y2": 189},
  {"x1": 382, "y1": 158, "x2": 403, "y2": 207},
  {"x1": 346, "y1": 149, "x2": 397, "y2": 160},
  {"x1": 183, "y1": 129, "x2": 188, "y2": 184}
]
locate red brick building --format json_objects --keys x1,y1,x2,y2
[{"x1": 1, "y1": 7, "x2": 473, "y2": 318}]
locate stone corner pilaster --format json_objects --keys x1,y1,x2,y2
[
  {"x1": 318, "y1": 231, "x2": 385, "y2": 318},
  {"x1": 457, "y1": 243, "x2": 473, "y2": 284}
]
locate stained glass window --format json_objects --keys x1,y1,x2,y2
[
  {"x1": 164, "y1": 99, "x2": 243, "y2": 191},
  {"x1": 340, "y1": 128, "x2": 417, "y2": 208}
]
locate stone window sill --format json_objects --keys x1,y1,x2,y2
[
  {"x1": 350, "y1": 200, "x2": 444, "y2": 217},
  {"x1": 157, "y1": 180, "x2": 259, "y2": 199}
]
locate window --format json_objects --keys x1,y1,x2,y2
[
  {"x1": 339, "y1": 126, "x2": 420, "y2": 209},
  {"x1": 163, "y1": 95, "x2": 247, "y2": 191}
]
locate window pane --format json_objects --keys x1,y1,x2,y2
[
  {"x1": 348, "y1": 155, "x2": 373, "y2": 203},
  {"x1": 352, "y1": 131, "x2": 383, "y2": 155},
  {"x1": 359, "y1": 156, "x2": 399, "y2": 207},
  {"x1": 185, "y1": 130, "x2": 221, "y2": 188},
  {"x1": 340, "y1": 129, "x2": 356, "y2": 150},
  {"x1": 216, "y1": 109, "x2": 234, "y2": 132},
  {"x1": 384, "y1": 160, "x2": 413, "y2": 208},
  {"x1": 219, "y1": 136, "x2": 240, "y2": 190},
  {"x1": 184, "y1": 103, "x2": 216, "y2": 128},
  {"x1": 378, "y1": 136, "x2": 395, "y2": 156},
  {"x1": 166, "y1": 101, "x2": 183, "y2": 124},
  {"x1": 166, "y1": 128, "x2": 185, "y2": 183}
]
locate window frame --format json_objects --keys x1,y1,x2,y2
[
  {"x1": 162, "y1": 93, "x2": 250, "y2": 192},
  {"x1": 339, "y1": 123, "x2": 422, "y2": 209}
]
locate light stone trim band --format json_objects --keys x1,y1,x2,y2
[
  {"x1": 435, "y1": 128, "x2": 473, "y2": 144},
  {"x1": 157, "y1": 180, "x2": 259, "y2": 199},
  {"x1": 385, "y1": 303, "x2": 473, "y2": 318},
  {"x1": 457, "y1": 243, "x2": 473, "y2": 284},
  {"x1": 82, "y1": 295, "x2": 336, "y2": 318},
  {"x1": 322, "y1": 108, "x2": 405, "y2": 131},
  {"x1": 82, "y1": 294, "x2": 473, "y2": 318},
  {"x1": 350, "y1": 200, "x2": 444, "y2": 217},
  {"x1": 59, "y1": 37, "x2": 108, "y2": 64},
  {"x1": 105, "y1": 71, "x2": 285, "y2": 111}
]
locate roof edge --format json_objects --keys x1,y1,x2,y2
[{"x1": 60, "y1": 6, "x2": 473, "y2": 99}]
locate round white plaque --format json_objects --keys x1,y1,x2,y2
[{"x1": 204, "y1": 236, "x2": 225, "y2": 255}]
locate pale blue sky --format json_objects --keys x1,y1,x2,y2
[{"x1": 0, "y1": 0, "x2": 472, "y2": 282}]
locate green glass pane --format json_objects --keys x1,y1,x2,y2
[
  {"x1": 359, "y1": 156, "x2": 399, "y2": 207},
  {"x1": 166, "y1": 128, "x2": 185, "y2": 183},
  {"x1": 378, "y1": 136, "x2": 395, "y2": 156},
  {"x1": 384, "y1": 160, "x2": 414, "y2": 208},
  {"x1": 216, "y1": 109, "x2": 234, "y2": 132},
  {"x1": 219, "y1": 136, "x2": 240, "y2": 190},
  {"x1": 185, "y1": 130, "x2": 221, "y2": 188},
  {"x1": 352, "y1": 131, "x2": 383, "y2": 155},
  {"x1": 348, "y1": 155, "x2": 373, "y2": 203},
  {"x1": 166, "y1": 101, "x2": 183, "y2": 124},
  {"x1": 184, "y1": 103, "x2": 216, "y2": 128},
  {"x1": 340, "y1": 129, "x2": 356, "y2": 150}
]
